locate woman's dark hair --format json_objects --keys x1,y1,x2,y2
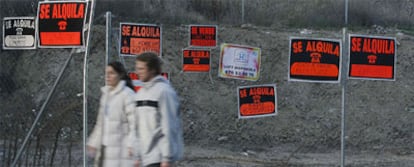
[
  {"x1": 136, "y1": 52, "x2": 162, "y2": 75},
  {"x1": 107, "y1": 61, "x2": 134, "y2": 90}
]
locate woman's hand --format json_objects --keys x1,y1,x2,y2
[
  {"x1": 161, "y1": 162, "x2": 170, "y2": 167},
  {"x1": 134, "y1": 160, "x2": 140, "y2": 167},
  {"x1": 128, "y1": 147, "x2": 134, "y2": 157},
  {"x1": 87, "y1": 146, "x2": 97, "y2": 158}
]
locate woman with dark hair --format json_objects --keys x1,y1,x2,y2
[{"x1": 87, "y1": 61, "x2": 136, "y2": 167}]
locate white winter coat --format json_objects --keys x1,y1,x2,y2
[
  {"x1": 134, "y1": 76, "x2": 184, "y2": 167},
  {"x1": 87, "y1": 81, "x2": 136, "y2": 167}
]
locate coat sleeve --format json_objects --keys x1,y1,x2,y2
[
  {"x1": 124, "y1": 90, "x2": 138, "y2": 151},
  {"x1": 87, "y1": 100, "x2": 104, "y2": 149},
  {"x1": 158, "y1": 87, "x2": 180, "y2": 162}
]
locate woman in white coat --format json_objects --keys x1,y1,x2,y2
[{"x1": 87, "y1": 61, "x2": 136, "y2": 167}]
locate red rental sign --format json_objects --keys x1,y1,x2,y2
[
  {"x1": 189, "y1": 25, "x2": 217, "y2": 47},
  {"x1": 182, "y1": 48, "x2": 211, "y2": 72},
  {"x1": 349, "y1": 35, "x2": 396, "y2": 80},
  {"x1": 161, "y1": 72, "x2": 169, "y2": 80},
  {"x1": 289, "y1": 37, "x2": 341, "y2": 83},
  {"x1": 238, "y1": 84, "x2": 277, "y2": 119},
  {"x1": 120, "y1": 23, "x2": 162, "y2": 56},
  {"x1": 37, "y1": 1, "x2": 87, "y2": 48}
]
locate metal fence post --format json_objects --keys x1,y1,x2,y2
[
  {"x1": 105, "y1": 11, "x2": 111, "y2": 85},
  {"x1": 242, "y1": 0, "x2": 245, "y2": 24},
  {"x1": 341, "y1": 1, "x2": 349, "y2": 167},
  {"x1": 340, "y1": 27, "x2": 348, "y2": 167},
  {"x1": 83, "y1": 0, "x2": 96, "y2": 166},
  {"x1": 345, "y1": 0, "x2": 349, "y2": 26}
]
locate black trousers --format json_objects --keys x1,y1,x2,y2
[
  {"x1": 146, "y1": 163, "x2": 161, "y2": 167},
  {"x1": 98, "y1": 145, "x2": 106, "y2": 167}
]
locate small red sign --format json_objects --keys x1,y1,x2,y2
[
  {"x1": 182, "y1": 48, "x2": 211, "y2": 72},
  {"x1": 238, "y1": 84, "x2": 277, "y2": 119},
  {"x1": 161, "y1": 72, "x2": 169, "y2": 80},
  {"x1": 128, "y1": 72, "x2": 142, "y2": 92},
  {"x1": 189, "y1": 25, "x2": 217, "y2": 47}
]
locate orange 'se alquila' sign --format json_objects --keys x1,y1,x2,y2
[
  {"x1": 37, "y1": 1, "x2": 87, "y2": 47},
  {"x1": 289, "y1": 38, "x2": 341, "y2": 83},
  {"x1": 120, "y1": 23, "x2": 161, "y2": 56},
  {"x1": 238, "y1": 85, "x2": 277, "y2": 119},
  {"x1": 349, "y1": 35, "x2": 396, "y2": 80},
  {"x1": 182, "y1": 49, "x2": 211, "y2": 72}
]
